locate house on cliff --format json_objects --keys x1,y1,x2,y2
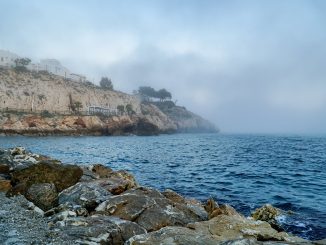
[
  {"x1": 37, "y1": 59, "x2": 70, "y2": 78},
  {"x1": 0, "y1": 49, "x2": 86, "y2": 82},
  {"x1": 0, "y1": 50, "x2": 20, "y2": 68}
]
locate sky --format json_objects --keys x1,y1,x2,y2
[{"x1": 0, "y1": 0, "x2": 326, "y2": 134}]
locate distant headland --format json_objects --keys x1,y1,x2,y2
[{"x1": 0, "y1": 50, "x2": 217, "y2": 136}]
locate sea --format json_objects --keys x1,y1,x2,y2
[{"x1": 0, "y1": 133, "x2": 325, "y2": 240}]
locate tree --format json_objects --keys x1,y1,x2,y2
[
  {"x1": 14, "y1": 58, "x2": 31, "y2": 72},
  {"x1": 138, "y1": 86, "x2": 156, "y2": 101},
  {"x1": 73, "y1": 101, "x2": 83, "y2": 112},
  {"x1": 100, "y1": 77, "x2": 113, "y2": 90},
  {"x1": 14, "y1": 58, "x2": 31, "y2": 67},
  {"x1": 126, "y1": 104, "x2": 134, "y2": 115},
  {"x1": 157, "y1": 89, "x2": 172, "y2": 101},
  {"x1": 138, "y1": 86, "x2": 172, "y2": 102},
  {"x1": 117, "y1": 105, "x2": 125, "y2": 115}
]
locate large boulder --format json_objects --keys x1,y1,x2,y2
[
  {"x1": 205, "y1": 198, "x2": 242, "y2": 219},
  {"x1": 96, "y1": 187, "x2": 206, "y2": 231},
  {"x1": 162, "y1": 189, "x2": 208, "y2": 220},
  {"x1": 0, "y1": 147, "x2": 56, "y2": 172},
  {"x1": 127, "y1": 214, "x2": 310, "y2": 245},
  {"x1": 9, "y1": 161, "x2": 83, "y2": 195},
  {"x1": 25, "y1": 183, "x2": 58, "y2": 211},
  {"x1": 251, "y1": 204, "x2": 283, "y2": 231},
  {"x1": 54, "y1": 215, "x2": 146, "y2": 244},
  {"x1": 81, "y1": 164, "x2": 138, "y2": 195},
  {"x1": 59, "y1": 181, "x2": 112, "y2": 211},
  {"x1": 94, "y1": 176, "x2": 137, "y2": 195}
]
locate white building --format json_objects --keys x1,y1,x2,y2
[
  {"x1": 0, "y1": 49, "x2": 87, "y2": 82},
  {"x1": 0, "y1": 50, "x2": 20, "y2": 68},
  {"x1": 68, "y1": 73, "x2": 86, "y2": 83},
  {"x1": 38, "y1": 59, "x2": 70, "y2": 78}
]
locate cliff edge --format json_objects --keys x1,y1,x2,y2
[{"x1": 0, "y1": 68, "x2": 218, "y2": 135}]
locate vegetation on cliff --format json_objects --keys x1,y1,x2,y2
[{"x1": 0, "y1": 68, "x2": 217, "y2": 135}]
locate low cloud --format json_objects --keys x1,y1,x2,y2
[{"x1": 1, "y1": 0, "x2": 326, "y2": 133}]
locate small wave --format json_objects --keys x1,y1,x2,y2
[{"x1": 294, "y1": 221, "x2": 307, "y2": 228}]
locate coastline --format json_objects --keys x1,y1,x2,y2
[
  {"x1": 0, "y1": 112, "x2": 217, "y2": 137},
  {"x1": 0, "y1": 146, "x2": 324, "y2": 244},
  {"x1": 0, "y1": 69, "x2": 218, "y2": 137}
]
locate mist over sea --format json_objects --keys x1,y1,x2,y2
[{"x1": 1, "y1": 133, "x2": 325, "y2": 240}]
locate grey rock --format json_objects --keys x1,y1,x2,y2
[
  {"x1": 127, "y1": 214, "x2": 312, "y2": 245},
  {"x1": 252, "y1": 204, "x2": 284, "y2": 231},
  {"x1": 59, "y1": 181, "x2": 112, "y2": 211},
  {"x1": 25, "y1": 183, "x2": 58, "y2": 211},
  {"x1": 162, "y1": 189, "x2": 208, "y2": 220},
  {"x1": 0, "y1": 192, "x2": 77, "y2": 244},
  {"x1": 83, "y1": 164, "x2": 139, "y2": 195},
  {"x1": 126, "y1": 226, "x2": 219, "y2": 245},
  {"x1": 96, "y1": 187, "x2": 206, "y2": 231},
  {"x1": 57, "y1": 215, "x2": 146, "y2": 244}
]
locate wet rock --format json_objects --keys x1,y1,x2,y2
[
  {"x1": 25, "y1": 183, "x2": 58, "y2": 211},
  {"x1": 59, "y1": 181, "x2": 111, "y2": 211},
  {"x1": 56, "y1": 215, "x2": 146, "y2": 244},
  {"x1": 252, "y1": 204, "x2": 283, "y2": 231},
  {"x1": 10, "y1": 161, "x2": 83, "y2": 195},
  {"x1": 96, "y1": 187, "x2": 206, "y2": 231},
  {"x1": 205, "y1": 198, "x2": 242, "y2": 219}
]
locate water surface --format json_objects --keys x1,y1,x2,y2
[{"x1": 1, "y1": 134, "x2": 325, "y2": 240}]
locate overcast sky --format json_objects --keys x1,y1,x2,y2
[{"x1": 1, "y1": 0, "x2": 326, "y2": 134}]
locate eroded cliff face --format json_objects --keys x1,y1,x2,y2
[
  {"x1": 0, "y1": 69, "x2": 141, "y2": 113},
  {"x1": 0, "y1": 69, "x2": 218, "y2": 135},
  {"x1": 0, "y1": 113, "x2": 165, "y2": 136},
  {"x1": 148, "y1": 102, "x2": 217, "y2": 133}
]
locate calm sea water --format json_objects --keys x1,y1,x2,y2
[{"x1": 0, "y1": 134, "x2": 325, "y2": 240}]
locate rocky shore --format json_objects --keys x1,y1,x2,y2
[{"x1": 0, "y1": 147, "x2": 324, "y2": 245}]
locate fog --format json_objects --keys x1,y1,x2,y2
[{"x1": 1, "y1": 0, "x2": 326, "y2": 134}]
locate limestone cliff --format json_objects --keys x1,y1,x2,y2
[
  {"x1": 0, "y1": 68, "x2": 218, "y2": 135},
  {"x1": 0, "y1": 69, "x2": 140, "y2": 113}
]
